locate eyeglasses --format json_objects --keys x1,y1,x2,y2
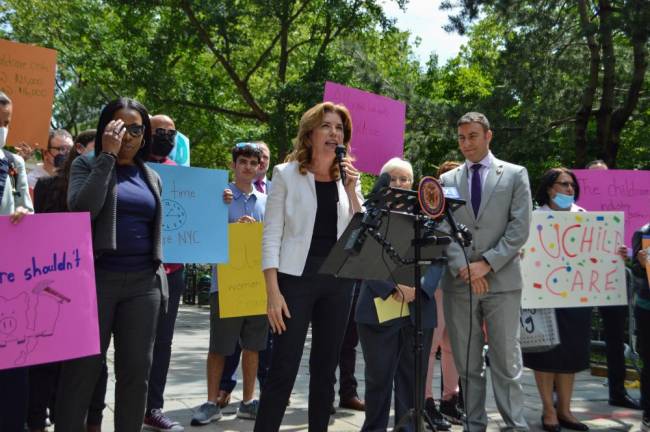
[
  {"x1": 154, "y1": 128, "x2": 177, "y2": 139},
  {"x1": 391, "y1": 176, "x2": 411, "y2": 184},
  {"x1": 48, "y1": 146, "x2": 71, "y2": 155},
  {"x1": 123, "y1": 124, "x2": 145, "y2": 137},
  {"x1": 554, "y1": 181, "x2": 576, "y2": 189}
]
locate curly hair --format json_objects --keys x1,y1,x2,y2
[{"x1": 286, "y1": 102, "x2": 353, "y2": 178}]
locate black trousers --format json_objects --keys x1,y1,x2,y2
[
  {"x1": 635, "y1": 306, "x2": 650, "y2": 416},
  {"x1": 358, "y1": 322, "x2": 433, "y2": 432},
  {"x1": 599, "y1": 305, "x2": 628, "y2": 398},
  {"x1": 0, "y1": 368, "x2": 28, "y2": 432},
  {"x1": 338, "y1": 283, "x2": 360, "y2": 400},
  {"x1": 55, "y1": 268, "x2": 161, "y2": 432},
  {"x1": 146, "y1": 267, "x2": 184, "y2": 413},
  {"x1": 254, "y1": 257, "x2": 354, "y2": 432}
]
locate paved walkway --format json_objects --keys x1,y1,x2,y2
[{"x1": 101, "y1": 305, "x2": 644, "y2": 431}]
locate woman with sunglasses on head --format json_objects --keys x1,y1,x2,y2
[
  {"x1": 56, "y1": 98, "x2": 167, "y2": 432},
  {"x1": 254, "y1": 102, "x2": 364, "y2": 431}
]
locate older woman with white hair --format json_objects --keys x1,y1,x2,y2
[{"x1": 355, "y1": 157, "x2": 450, "y2": 431}]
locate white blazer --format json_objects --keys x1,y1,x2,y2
[{"x1": 262, "y1": 161, "x2": 364, "y2": 276}]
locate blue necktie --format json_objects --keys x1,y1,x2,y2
[{"x1": 471, "y1": 164, "x2": 482, "y2": 217}]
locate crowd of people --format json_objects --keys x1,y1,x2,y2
[{"x1": 0, "y1": 89, "x2": 648, "y2": 432}]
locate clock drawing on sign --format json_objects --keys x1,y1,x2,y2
[{"x1": 163, "y1": 199, "x2": 187, "y2": 231}]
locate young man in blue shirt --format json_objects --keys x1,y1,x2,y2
[{"x1": 191, "y1": 143, "x2": 268, "y2": 426}]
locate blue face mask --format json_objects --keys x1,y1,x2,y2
[
  {"x1": 85, "y1": 150, "x2": 95, "y2": 158},
  {"x1": 552, "y1": 192, "x2": 574, "y2": 209}
]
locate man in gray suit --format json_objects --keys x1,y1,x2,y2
[{"x1": 440, "y1": 112, "x2": 532, "y2": 431}]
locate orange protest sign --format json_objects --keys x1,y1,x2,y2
[{"x1": 0, "y1": 39, "x2": 57, "y2": 149}]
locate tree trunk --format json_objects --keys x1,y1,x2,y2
[
  {"x1": 596, "y1": 0, "x2": 615, "y2": 162},
  {"x1": 575, "y1": 0, "x2": 600, "y2": 167}
]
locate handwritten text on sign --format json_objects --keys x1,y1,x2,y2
[
  {"x1": 0, "y1": 39, "x2": 57, "y2": 148},
  {"x1": 0, "y1": 213, "x2": 98, "y2": 370},
  {"x1": 521, "y1": 211, "x2": 627, "y2": 308},
  {"x1": 148, "y1": 164, "x2": 228, "y2": 264},
  {"x1": 574, "y1": 169, "x2": 650, "y2": 249},
  {"x1": 217, "y1": 223, "x2": 267, "y2": 318},
  {"x1": 323, "y1": 81, "x2": 405, "y2": 175}
]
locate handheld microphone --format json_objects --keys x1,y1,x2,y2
[{"x1": 335, "y1": 144, "x2": 347, "y2": 184}]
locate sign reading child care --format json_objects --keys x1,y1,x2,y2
[
  {"x1": 147, "y1": 164, "x2": 229, "y2": 263},
  {"x1": 0, "y1": 213, "x2": 98, "y2": 370},
  {"x1": 521, "y1": 211, "x2": 627, "y2": 309},
  {"x1": 323, "y1": 81, "x2": 406, "y2": 175}
]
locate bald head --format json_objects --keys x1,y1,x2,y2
[{"x1": 150, "y1": 114, "x2": 175, "y2": 131}]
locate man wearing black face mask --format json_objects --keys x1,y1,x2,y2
[
  {"x1": 27, "y1": 129, "x2": 73, "y2": 191},
  {"x1": 149, "y1": 115, "x2": 178, "y2": 166}
]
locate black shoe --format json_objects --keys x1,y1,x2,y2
[
  {"x1": 425, "y1": 398, "x2": 451, "y2": 431},
  {"x1": 609, "y1": 393, "x2": 642, "y2": 410},
  {"x1": 439, "y1": 397, "x2": 466, "y2": 425},
  {"x1": 558, "y1": 416, "x2": 589, "y2": 431},
  {"x1": 541, "y1": 416, "x2": 561, "y2": 432}
]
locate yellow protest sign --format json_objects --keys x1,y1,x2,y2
[
  {"x1": 218, "y1": 223, "x2": 266, "y2": 318},
  {"x1": 374, "y1": 296, "x2": 410, "y2": 323},
  {"x1": 0, "y1": 39, "x2": 57, "y2": 149}
]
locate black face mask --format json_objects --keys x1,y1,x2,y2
[
  {"x1": 54, "y1": 153, "x2": 67, "y2": 168},
  {"x1": 151, "y1": 134, "x2": 175, "y2": 158}
]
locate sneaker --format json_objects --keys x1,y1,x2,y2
[
  {"x1": 440, "y1": 396, "x2": 466, "y2": 425},
  {"x1": 190, "y1": 402, "x2": 222, "y2": 426},
  {"x1": 236, "y1": 400, "x2": 259, "y2": 420},
  {"x1": 143, "y1": 409, "x2": 184, "y2": 431},
  {"x1": 424, "y1": 398, "x2": 451, "y2": 431},
  {"x1": 642, "y1": 417, "x2": 650, "y2": 432}
]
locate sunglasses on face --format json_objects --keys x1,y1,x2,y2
[
  {"x1": 121, "y1": 124, "x2": 146, "y2": 137},
  {"x1": 154, "y1": 128, "x2": 177, "y2": 139}
]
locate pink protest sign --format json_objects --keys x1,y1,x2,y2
[
  {"x1": 574, "y1": 169, "x2": 650, "y2": 248},
  {"x1": 324, "y1": 81, "x2": 406, "y2": 174},
  {"x1": 0, "y1": 213, "x2": 98, "y2": 370}
]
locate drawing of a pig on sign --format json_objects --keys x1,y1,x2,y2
[{"x1": 0, "y1": 280, "x2": 68, "y2": 365}]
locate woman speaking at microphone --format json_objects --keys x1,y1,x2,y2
[{"x1": 254, "y1": 102, "x2": 364, "y2": 431}]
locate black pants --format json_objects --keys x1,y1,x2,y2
[
  {"x1": 27, "y1": 359, "x2": 108, "y2": 429},
  {"x1": 358, "y1": 323, "x2": 433, "y2": 432},
  {"x1": 55, "y1": 268, "x2": 161, "y2": 432},
  {"x1": 337, "y1": 283, "x2": 360, "y2": 401},
  {"x1": 599, "y1": 305, "x2": 628, "y2": 398},
  {"x1": 146, "y1": 267, "x2": 184, "y2": 413},
  {"x1": 254, "y1": 257, "x2": 354, "y2": 432},
  {"x1": 0, "y1": 368, "x2": 28, "y2": 432},
  {"x1": 635, "y1": 306, "x2": 650, "y2": 416}
]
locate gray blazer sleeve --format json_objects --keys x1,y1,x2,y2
[
  {"x1": 67, "y1": 153, "x2": 115, "y2": 219},
  {"x1": 482, "y1": 166, "x2": 532, "y2": 272}
]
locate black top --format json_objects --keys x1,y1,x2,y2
[
  {"x1": 34, "y1": 175, "x2": 67, "y2": 213},
  {"x1": 96, "y1": 164, "x2": 157, "y2": 272},
  {"x1": 307, "y1": 180, "x2": 339, "y2": 257}
]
